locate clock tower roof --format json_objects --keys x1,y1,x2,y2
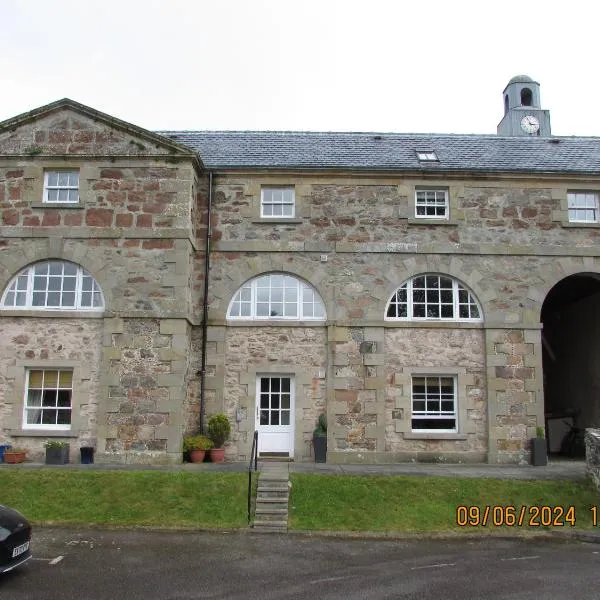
[{"x1": 507, "y1": 74, "x2": 537, "y2": 86}]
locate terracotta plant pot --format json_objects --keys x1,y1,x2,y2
[
  {"x1": 3, "y1": 451, "x2": 26, "y2": 464},
  {"x1": 189, "y1": 449, "x2": 206, "y2": 463},
  {"x1": 210, "y1": 448, "x2": 225, "y2": 463}
]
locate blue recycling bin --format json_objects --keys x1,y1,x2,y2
[{"x1": 0, "y1": 444, "x2": 12, "y2": 463}]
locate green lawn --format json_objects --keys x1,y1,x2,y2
[
  {"x1": 0, "y1": 469, "x2": 253, "y2": 528},
  {"x1": 289, "y1": 474, "x2": 600, "y2": 533},
  {"x1": 1, "y1": 469, "x2": 598, "y2": 534}
]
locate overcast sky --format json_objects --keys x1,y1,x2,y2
[{"x1": 1, "y1": 0, "x2": 598, "y2": 136}]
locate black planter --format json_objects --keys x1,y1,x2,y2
[
  {"x1": 45, "y1": 444, "x2": 70, "y2": 465},
  {"x1": 530, "y1": 438, "x2": 547, "y2": 466},
  {"x1": 313, "y1": 435, "x2": 327, "y2": 463},
  {"x1": 80, "y1": 447, "x2": 94, "y2": 464}
]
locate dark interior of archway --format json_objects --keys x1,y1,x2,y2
[{"x1": 541, "y1": 273, "x2": 600, "y2": 454}]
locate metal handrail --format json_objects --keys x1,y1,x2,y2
[{"x1": 247, "y1": 430, "x2": 258, "y2": 524}]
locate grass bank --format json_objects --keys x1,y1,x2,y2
[
  {"x1": 1, "y1": 469, "x2": 597, "y2": 533},
  {"x1": 289, "y1": 474, "x2": 599, "y2": 533},
  {"x1": 0, "y1": 469, "x2": 252, "y2": 528}
]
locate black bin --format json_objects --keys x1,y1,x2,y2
[{"x1": 80, "y1": 447, "x2": 95, "y2": 464}]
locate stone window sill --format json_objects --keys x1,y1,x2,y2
[
  {"x1": 9, "y1": 429, "x2": 80, "y2": 438},
  {"x1": 0, "y1": 309, "x2": 104, "y2": 318},
  {"x1": 251, "y1": 218, "x2": 303, "y2": 224},
  {"x1": 30, "y1": 202, "x2": 84, "y2": 209},
  {"x1": 560, "y1": 221, "x2": 600, "y2": 228},
  {"x1": 226, "y1": 319, "x2": 328, "y2": 327},
  {"x1": 404, "y1": 433, "x2": 468, "y2": 440},
  {"x1": 407, "y1": 218, "x2": 459, "y2": 226}
]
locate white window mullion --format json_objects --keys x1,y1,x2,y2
[
  {"x1": 452, "y1": 280, "x2": 459, "y2": 320},
  {"x1": 75, "y1": 269, "x2": 82, "y2": 309}
]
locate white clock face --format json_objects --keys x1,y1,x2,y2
[{"x1": 521, "y1": 115, "x2": 540, "y2": 134}]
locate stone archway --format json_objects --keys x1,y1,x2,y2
[{"x1": 541, "y1": 273, "x2": 600, "y2": 455}]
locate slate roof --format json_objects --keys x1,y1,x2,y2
[{"x1": 156, "y1": 130, "x2": 600, "y2": 175}]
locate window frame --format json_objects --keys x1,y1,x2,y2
[
  {"x1": 227, "y1": 273, "x2": 326, "y2": 321},
  {"x1": 385, "y1": 274, "x2": 482, "y2": 322},
  {"x1": 260, "y1": 187, "x2": 296, "y2": 218},
  {"x1": 22, "y1": 368, "x2": 73, "y2": 431},
  {"x1": 567, "y1": 191, "x2": 599, "y2": 224},
  {"x1": 0, "y1": 261, "x2": 104, "y2": 311},
  {"x1": 411, "y1": 375, "x2": 457, "y2": 433},
  {"x1": 43, "y1": 170, "x2": 80, "y2": 204},
  {"x1": 414, "y1": 188, "x2": 449, "y2": 220}
]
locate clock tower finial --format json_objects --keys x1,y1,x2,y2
[{"x1": 497, "y1": 75, "x2": 551, "y2": 137}]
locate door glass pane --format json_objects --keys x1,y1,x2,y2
[
  {"x1": 271, "y1": 412, "x2": 279, "y2": 425},
  {"x1": 260, "y1": 410, "x2": 269, "y2": 425},
  {"x1": 281, "y1": 410, "x2": 290, "y2": 425}
]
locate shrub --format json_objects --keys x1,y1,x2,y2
[
  {"x1": 313, "y1": 413, "x2": 327, "y2": 438},
  {"x1": 207, "y1": 414, "x2": 231, "y2": 448},
  {"x1": 45, "y1": 440, "x2": 68, "y2": 449},
  {"x1": 183, "y1": 435, "x2": 214, "y2": 452}
]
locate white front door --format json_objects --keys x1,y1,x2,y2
[{"x1": 256, "y1": 375, "x2": 294, "y2": 457}]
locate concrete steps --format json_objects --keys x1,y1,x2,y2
[{"x1": 252, "y1": 463, "x2": 289, "y2": 533}]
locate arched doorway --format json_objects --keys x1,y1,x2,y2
[{"x1": 541, "y1": 273, "x2": 600, "y2": 456}]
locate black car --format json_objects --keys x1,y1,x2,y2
[{"x1": 0, "y1": 505, "x2": 32, "y2": 574}]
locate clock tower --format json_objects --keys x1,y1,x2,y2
[{"x1": 497, "y1": 75, "x2": 551, "y2": 137}]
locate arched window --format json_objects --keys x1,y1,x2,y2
[
  {"x1": 0, "y1": 260, "x2": 104, "y2": 310},
  {"x1": 228, "y1": 273, "x2": 326, "y2": 320},
  {"x1": 520, "y1": 88, "x2": 533, "y2": 106},
  {"x1": 386, "y1": 274, "x2": 481, "y2": 321},
  {"x1": 504, "y1": 94, "x2": 509, "y2": 115}
]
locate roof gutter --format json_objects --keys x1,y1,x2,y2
[{"x1": 199, "y1": 171, "x2": 213, "y2": 434}]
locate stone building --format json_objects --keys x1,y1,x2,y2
[{"x1": 1, "y1": 75, "x2": 599, "y2": 465}]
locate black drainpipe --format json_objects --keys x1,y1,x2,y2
[{"x1": 199, "y1": 171, "x2": 213, "y2": 434}]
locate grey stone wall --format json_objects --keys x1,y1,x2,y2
[
  {"x1": 0, "y1": 317, "x2": 102, "y2": 462},
  {"x1": 206, "y1": 175, "x2": 600, "y2": 463},
  {"x1": 219, "y1": 326, "x2": 328, "y2": 461},
  {"x1": 585, "y1": 429, "x2": 600, "y2": 491},
  {"x1": 0, "y1": 107, "x2": 203, "y2": 464},
  {"x1": 211, "y1": 178, "x2": 600, "y2": 250}
]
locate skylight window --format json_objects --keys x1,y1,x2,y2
[{"x1": 416, "y1": 151, "x2": 438, "y2": 162}]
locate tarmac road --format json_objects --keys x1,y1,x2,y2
[{"x1": 2, "y1": 527, "x2": 600, "y2": 599}]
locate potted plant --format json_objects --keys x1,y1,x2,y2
[
  {"x1": 45, "y1": 441, "x2": 70, "y2": 465},
  {"x1": 3, "y1": 448, "x2": 27, "y2": 464},
  {"x1": 531, "y1": 425, "x2": 547, "y2": 466},
  {"x1": 183, "y1": 434, "x2": 213, "y2": 463},
  {"x1": 207, "y1": 413, "x2": 231, "y2": 463},
  {"x1": 312, "y1": 413, "x2": 327, "y2": 463}
]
